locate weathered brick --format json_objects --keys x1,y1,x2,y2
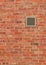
[{"x1": 0, "y1": 0, "x2": 46, "y2": 65}]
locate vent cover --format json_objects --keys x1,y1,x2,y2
[{"x1": 26, "y1": 16, "x2": 36, "y2": 27}]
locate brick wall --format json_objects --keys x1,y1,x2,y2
[{"x1": 0, "y1": 0, "x2": 46, "y2": 65}]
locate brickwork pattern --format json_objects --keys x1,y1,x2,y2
[{"x1": 0, "y1": 0, "x2": 46, "y2": 65}]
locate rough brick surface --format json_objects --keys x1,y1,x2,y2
[{"x1": 0, "y1": 0, "x2": 46, "y2": 65}]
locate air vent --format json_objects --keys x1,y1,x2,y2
[{"x1": 26, "y1": 16, "x2": 36, "y2": 27}]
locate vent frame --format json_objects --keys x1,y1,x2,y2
[{"x1": 26, "y1": 16, "x2": 36, "y2": 27}]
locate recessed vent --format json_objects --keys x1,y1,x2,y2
[{"x1": 26, "y1": 16, "x2": 36, "y2": 27}]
